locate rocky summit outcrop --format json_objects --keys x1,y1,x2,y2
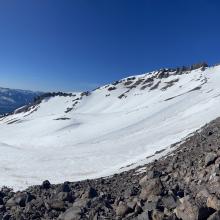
[{"x1": 1, "y1": 117, "x2": 220, "y2": 219}]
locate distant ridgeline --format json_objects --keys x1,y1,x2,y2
[{"x1": 0, "y1": 88, "x2": 43, "y2": 116}]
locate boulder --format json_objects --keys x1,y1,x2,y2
[
  {"x1": 58, "y1": 182, "x2": 71, "y2": 193},
  {"x1": 5, "y1": 198, "x2": 16, "y2": 208},
  {"x1": 137, "y1": 211, "x2": 150, "y2": 220},
  {"x1": 42, "y1": 180, "x2": 51, "y2": 189},
  {"x1": 140, "y1": 178, "x2": 163, "y2": 201},
  {"x1": 205, "y1": 153, "x2": 217, "y2": 166},
  {"x1": 175, "y1": 197, "x2": 198, "y2": 220},
  {"x1": 14, "y1": 193, "x2": 27, "y2": 207},
  {"x1": 62, "y1": 192, "x2": 74, "y2": 202},
  {"x1": 208, "y1": 211, "x2": 220, "y2": 220},
  {"x1": 58, "y1": 206, "x2": 82, "y2": 220},
  {"x1": 81, "y1": 187, "x2": 98, "y2": 199},
  {"x1": 50, "y1": 199, "x2": 65, "y2": 211},
  {"x1": 152, "y1": 210, "x2": 164, "y2": 220},
  {"x1": 142, "y1": 195, "x2": 161, "y2": 211},
  {"x1": 207, "y1": 195, "x2": 220, "y2": 210},
  {"x1": 116, "y1": 201, "x2": 132, "y2": 218},
  {"x1": 162, "y1": 195, "x2": 177, "y2": 209}
]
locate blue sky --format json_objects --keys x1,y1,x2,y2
[{"x1": 0, "y1": 0, "x2": 220, "y2": 92}]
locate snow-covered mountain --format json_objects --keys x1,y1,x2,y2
[
  {"x1": 0, "y1": 87, "x2": 42, "y2": 115},
  {"x1": 1, "y1": 63, "x2": 220, "y2": 190}
]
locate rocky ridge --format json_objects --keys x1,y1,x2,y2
[{"x1": 1, "y1": 115, "x2": 220, "y2": 219}]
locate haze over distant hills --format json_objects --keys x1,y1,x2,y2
[{"x1": 0, "y1": 87, "x2": 42, "y2": 115}]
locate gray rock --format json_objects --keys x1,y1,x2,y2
[
  {"x1": 127, "y1": 200, "x2": 136, "y2": 210},
  {"x1": 81, "y1": 187, "x2": 98, "y2": 199},
  {"x1": 58, "y1": 206, "x2": 82, "y2": 220},
  {"x1": 162, "y1": 195, "x2": 177, "y2": 209},
  {"x1": 14, "y1": 193, "x2": 28, "y2": 207},
  {"x1": 152, "y1": 210, "x2": 164, "y2": 220},
  {"x1": 140, "y1": 178, "x2": 163, "y2": 201},
  {"x1": 50, "y1": 200, "x2": 65, "y2": 211},
  {"x1": 175, "y1": 197, "x2": 198, "y2": 220},
  {"x1": 136, "y1": 211, "x2": 150, "y2": 220},
  {"x1": 143, "y1": 195, "x2": 160, "y2": 211},
  {"x1": 116, "y1": 201, "x2": 132, "y2": 217},
  {"x1": 207, "y1": 195, "x2": 220, "y2": 210},
  {"x1": 208, "y1": 211, "x2": 220, "y2": 220},
  {"x1": 56, "y1": 192, "x2": 74, "y2": 202},
  {"x1": 5, "y1": 198, "x2": 16, "y2": 208},
  {"x1": 205, "y1": 153, "x2": 217, "y2": 166}
]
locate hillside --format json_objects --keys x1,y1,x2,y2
[
  {"x1": 1, "y1": 63, "x2": 220, "y2": 191},
  {"x1": 1, "y1": 110, "x2": 220, "y2": 219},
  {"x1": 0, "y1": 87, "x2": 42, "y2": 115}
]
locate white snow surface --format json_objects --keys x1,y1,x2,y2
[{"x1": 1, "y1": 66, "x2": 220, "y2": 190}]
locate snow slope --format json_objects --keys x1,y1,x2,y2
[{"x1": 1, "y1": 64, "x2": 220, "y2": 190}]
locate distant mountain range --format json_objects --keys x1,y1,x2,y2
[{"x1": 0, "y1": 87, "x2": 43, "y2": 115}]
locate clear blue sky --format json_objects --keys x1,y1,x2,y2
[{"x1": 0, "y1": 0, "x2": 220, "y2": 92}]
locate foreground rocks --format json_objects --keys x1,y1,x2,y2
[{"x1": 2, "y1": 117, "x2": 220, "y2": 219}]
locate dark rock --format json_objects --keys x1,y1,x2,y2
[
  {"x1": 137, "y1": 211, "x2": 150, "y2": 220},
  {"x1": 124, "y1": 186, "x2": 138, "y2": 198},
  {"x1": 190, "y1": 62, "x2": 208, "y2": 70},
  {"x1": 162, "y1": 195, "x2": 177, "y2": 209},
  {"x1": 42, "y1": 180, "x2": 51, "y2": 189},
  {"x1": 0, "y1": 205, "x2": 5, "y2": 212},
  {"x1": 135, "y1": 204, "x2": 143, "y2": 214},
  {"x1": 176, "y1": 190, "x2": 184, "y2": 198},
  {"x1": 82, "y1": 187, "x2": 98, "y2": 199},
  {"x1": 25, "y1": 193, "x2": 35, "y2": 203},
  {"x1": 0, "y1": 198, "x2": 3, "y2": 205},
  {"x1": 108, "y1": 86, "x2": 116, "y2": 91},
  {"x1": 14, "y1": 193, "x2": 27, "y2": 207},
  {"x1": 58, "y1": 206, "x2": 82, "y2": 220},
  {"x1": 2, "y1": 213, "x2": 10, "y2": 220},
  {"x1": 60, "y1": 182, "x2": 71, "y2": 192},
  {"x1": 208, "y1": 211, "x2": 220, "y2": 220},
  {"x1": 198, "y1": 207, "x2": 215, "y2": 220},
  {"x1": 205, "y1": 153, "x2": 218, "y2": 166},
  {"x1": 50, "y1": 199, "x2": 65, "y2": 211}
]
